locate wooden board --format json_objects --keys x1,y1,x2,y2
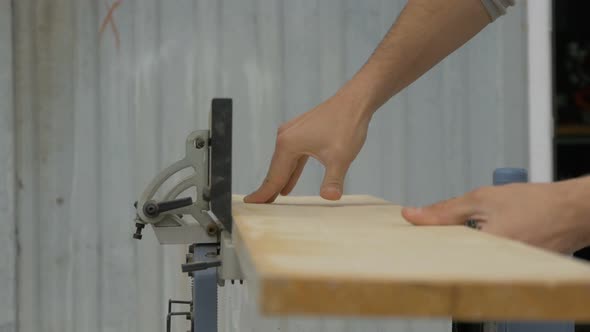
[{"x1": 233, "y1": 195, "x2": 590, "y2": 321}]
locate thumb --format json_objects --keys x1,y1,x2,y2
[
  {"x1": 320, "y1": 163, "x2": 348, "y2": 200},
  {"x1": 402, "y1": 194, "x2": 479, "y2": 226}
]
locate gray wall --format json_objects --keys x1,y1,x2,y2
[
  {"x1": 0, "y1": 0, "x2": 16, "y2": 331},
  {"x1": 1, "y1": 0, "x2": 528, "y2": 331}
]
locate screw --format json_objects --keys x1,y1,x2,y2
[
  {"x1": 133, "y1": 223, "x2": 145, "y2": 240},
  {"x1": 206, "y1": 223, "x2": 218, "y2": 236},
  {"x1": 194, "y1": 137, "x2": 206, "y2": 149},
  {"x1": 143, "y1": 201, "x2": 159, "y2": 217}
]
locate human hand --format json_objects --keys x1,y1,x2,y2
[
  {"x1": 244, "y1": 93, "x2": 372, "y2": 203},
  {"x1": 402, "y1": 181, "x2": 590, "y2": 254}
]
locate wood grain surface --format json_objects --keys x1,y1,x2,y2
[{"x1": 233, "y1": 195, "x2": 590, "y2": 321}]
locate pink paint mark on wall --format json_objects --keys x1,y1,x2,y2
[{"x1": 99, "y1": 0, "x2": 123, "y2": 50}]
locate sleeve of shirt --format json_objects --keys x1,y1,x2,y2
[{"x1": 479, "y1": 0, "x2": 515, "y2": 21}]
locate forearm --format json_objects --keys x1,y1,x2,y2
[
  {"x1": 338, "y1": 0, "x2": 492, "y2": 117},
  {"x1": 558, "y1": 176, "x2": 590, "y2": 248}
]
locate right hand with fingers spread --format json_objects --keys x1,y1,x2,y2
[{"x1": 244, "y1": 93, "x2": 372, "y2": 203}]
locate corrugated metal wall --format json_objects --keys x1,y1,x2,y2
[
  {"x1": 1, "y1": 1, "x2": 16, "y2": 331},
  {"x1": 1, "y1": 0, "x2": 528, "y2": 331}
]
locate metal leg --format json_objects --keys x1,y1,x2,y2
[
  {"x1": 192, "y1": 244, "x2": 219, "y2": 332},
  {"x1": 453, "y1": 322, "x2": 484, "y2": 332},
  {"x1": 166, "y1": 300, "x2": 192, "y2": 332}
]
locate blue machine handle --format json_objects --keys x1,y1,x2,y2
[{"x1": 493, "y1": 168, "x2": 528, "y2": 186}]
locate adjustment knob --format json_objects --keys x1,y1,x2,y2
[{"x1": 143, "y1": 197, "x2": 193, "y2": 218}]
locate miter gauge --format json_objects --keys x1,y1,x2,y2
[{"x1": 132, "y1": 99, "x2": 241, "y2": 332}]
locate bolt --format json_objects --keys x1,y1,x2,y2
[
  {"x1": 194, "y1": 137, "x2": 206, "y2": 149},
  {"x1": 143, "y1": 201, "x2": 159, "y2": 217},
  {"x1": 133, "y1": 223, "x2": 145, "y2": 240},
  {"x1": 206, "y1": 223, "x2": 218, "y2": 236}
]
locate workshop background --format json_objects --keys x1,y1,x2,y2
[{"x1": 0, "y1": 0, "x2": 529, "y2": 331}]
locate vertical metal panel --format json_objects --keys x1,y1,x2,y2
[
  {"x1": 16, "y1": 2, "x2": 77, "y2": 332},
  {"x1": 526, "y1": 0, "x2": 553, "y2": 182},
  {"x1": 8, "y1": 0, "x2": 528, "y2": 331},
  {"x1": 0, "y1": 1, "x2": 16, "y2": 331},
  {"x1": 70, "y1": 2, "x2": 102, "y2": 331},
  {"x1": 131, "y1": 1, "x2": 167, "y2": 331},
  {"x1": 13, "y1": 0, "x2": 39, "y2": 330}
]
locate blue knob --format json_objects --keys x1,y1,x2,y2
[{"x1": 493, "y1": 168, "x2": 528, "y2": 186}]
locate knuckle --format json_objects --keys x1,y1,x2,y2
[
  {"x1": 277, "y1": 121, "x2": 294, "y2": 136},
  {"x1": 330, "y1": 143, "x2": 348, "y2": 157},
  {"x1": 263, "y1": 177, "x2": 274, "y2": 185},
  {"x1": 263, "y1": 176, "x2": 282, "y2": 189},
  {"x1": 323, "y1": 177, "x2": 343, "y2": 186},
  {"x1": 427, "y1": 201, "x2": 446, "y2": 215},
  {"x1": 323, "y1": 144, "x2": 351, "y2": 166},
  {"x1": 275, "y1": 132, "x2": 290, "y2": 150},
  {"x1": 470, "y1": 186, "x2": 492, "y2": 202}
]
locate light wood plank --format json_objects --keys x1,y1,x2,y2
[{"x1": 233, "y1": 195, "x2": 590, "y2": 321}]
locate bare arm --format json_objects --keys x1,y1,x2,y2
[
  {"x1": 343, "y1": 0, "x2": 492, "y2": 118},
  {"x1": 245, "y1": 0, "x2": 495, "y2": 203}
]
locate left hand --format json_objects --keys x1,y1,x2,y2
[
  {"x1": 244, "y1": 93, "x2": 372, "y2": 203},
  {"x1": 402, "y1": 181, "x2": 590, "y2": 254}
]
